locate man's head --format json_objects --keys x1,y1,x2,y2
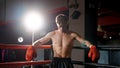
[{"x1": 55, "y1": 14, "x2": 68, "y2": 28}]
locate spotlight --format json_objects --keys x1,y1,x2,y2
[
  {"x1": 22, "y1": 10, "x2": 45, "y2": 32},
  {"x1": 22, "y1": 10, "x2": 46, "y2": 44},
  {"x1": 18, "y1": 37, "x2": 23, "y2": 43}
]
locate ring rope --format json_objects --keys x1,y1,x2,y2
[
  {"x1": 0, "y1": 44, "x2": 51, "y2": 49},
  {"x1": 0, "y1": 60, "x2": 51, "y2": 66},
  {"x1": 0, "y1": 44, "x2": 120, "y2": 67},
  {"x1": 0, "y1": 44, "x2": 51, "y2": 67},
  {"x1": 72, "y1": 60, "x2": 120, "y2": 68}
]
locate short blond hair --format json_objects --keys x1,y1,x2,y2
[{"x1": 55, "y1": 14, "x2": 68, "y2": 27}]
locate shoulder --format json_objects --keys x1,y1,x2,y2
[
  {"x1": 69, "y1": 31, "x2": 77, "y2": 35},
  {"x1": 69, "y1": 31, "x2": 82, "y2": 38},
  {"x1": 46, "y1": 30, "x2": 56, "y2": 37}
]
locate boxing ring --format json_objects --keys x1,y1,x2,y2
[
  {"x1": 0, "y1": 44, "x2": 120, "y2": 68},
  {"x1": 0, "y1": 44, "x2": 51, "y2": 68}
]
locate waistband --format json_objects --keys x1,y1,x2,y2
[{"x1": 52, "y1": 57, "x2": 71, "y2": 61}]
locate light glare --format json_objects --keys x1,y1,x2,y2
[
  {"x1": 18, "y1": 37, "x2": 23, "y2": 43},
  {"x1": 23, "y1": 11, "x2": 45, "y2": 31}
]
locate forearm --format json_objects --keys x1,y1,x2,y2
[
  {"x1": 82, "y1": 40, "x2": 93, "y2": 48},
  {"x1": 32, "y1": 40, "x2": 41, "y2": 47}
]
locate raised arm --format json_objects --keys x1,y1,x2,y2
[
  {"x1": 73, "y1": 32, "x2": 93, "y2": 48},
  {"x1": 25, "y1": 32, "x2": 54, "y2": 61},
  {"x1": 33, "y1": 31, "x2": 54, "y2": 46},
  {"x1": 73, "y1": 32, "x2": 100, "y2": 62}
]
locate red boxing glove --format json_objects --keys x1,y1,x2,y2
[
  {"x1": 25, "y1": 46, "x2": 37, "y2": 61},
  {"x1": 88, "y1": 46, "x2": 100, "y2": 62}
]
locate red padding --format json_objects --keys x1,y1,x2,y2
[
  {"x1": 0, "y1": 60, "x2": 51, "y2": 67},
  {"x1": 0, "y1": 44, "x2": 51, "y2": 49}
]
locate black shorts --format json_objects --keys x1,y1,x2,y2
[{"x1": 50, "y1": 57, "x2": 74, "y2": 68}]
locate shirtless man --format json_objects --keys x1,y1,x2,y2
[{"x1": 26, "y1": 14, "x2": 99, "y2": 68}]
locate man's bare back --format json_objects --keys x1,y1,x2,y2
[
  {"x1": 33, "y1": 28, "x2": 93, "y2": 58},
  {"x1": 33, "y1": 14, "x2": 93, "y2": 58},
  {"x1": 51, "y1": 30, "x2": 75, "y2": 58},
  {"x1": 26, "y1": 14, "x2": 99, "y2": 68}
]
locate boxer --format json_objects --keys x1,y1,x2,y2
[{"x1": 26, "y1": 14, "x2": 100, "y2": 68}]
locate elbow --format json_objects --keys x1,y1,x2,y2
[{"x1": 33, "y1": 41, "x2": 41, "y2": 47}]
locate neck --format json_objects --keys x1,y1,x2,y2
[{"x1": 58, "y1": 27, "x2": 68, "y2": 33}]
